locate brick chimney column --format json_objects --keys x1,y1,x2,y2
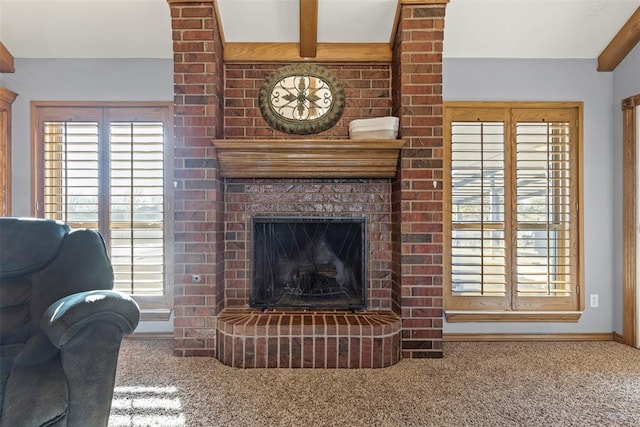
[
  {"x1": 392, "y1": 0, "x2": 447, "y2": 358},
  {"x1": 168, "y1": 0, "x2": 225, "y2": 356}
]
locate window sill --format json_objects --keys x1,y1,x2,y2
[
  {"x1": 445, "y1": 310, "x2": 583, "y2": 323},
  {"x1": 139, "y1": 308, "x2": 172, "y2": 322}
]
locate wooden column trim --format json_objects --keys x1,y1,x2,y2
[
  {"x1": 223, "y1": 42, "x2": 392, "y2": 63},
  {"x1": 0, "y1": 43, "x2": 15, "y2": 74},
  {"x1": 167, "y1": 0, "x2": 213, "y2": 3},
  {"x1": 299, "y1": 0, "x2": 318, "y2": 58},
  {"x1": 400, "y1": 0, "x2": 449, "y2": 4},
  {"x1": 598, "y1": 7, "x2": 640, "y2": 72},
  {"x1": 213, "y1": 0, "x2": 226, "y2": 44},
  {"x1": 622, "y1": 94, "x2": 640, "y2": 348}
]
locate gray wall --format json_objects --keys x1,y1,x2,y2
[
  {"x1": 3, "y1": 57, "x2": 629, "y2": 336},
  {"x1": 3, "y1": 58, "x2": 174, "y2": 216},
  {"x1": 443, "y1": 58, "x2": 616, "y2": 334},
  {"x1": 2, "y1": 58, "x2": 174, "y2": 334},
  {"x1": 612, "y1": 43, "x2": 640, "y2": 334}
]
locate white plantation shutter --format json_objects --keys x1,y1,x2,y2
[
  {"x1": 450, "y1": 121, "x2": 506, "y2": 299},
  {"x1": 445, "y1": 104, "x2": 581, "y2": 313},
  {"x1": 109, "y1": 122, "x2": 165, "y2": 295},
  {"x1": 43, "y1": 121, "x2": 100, "y2": 229},
  {"x1": 36, "y1": 104, "x2": 173, "y2": 309},
  {"x1": 512, "y1": 109, "x2": 578, "y2": 311}
]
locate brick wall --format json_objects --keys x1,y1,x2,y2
[
  {"x1": 170, "y1": 1, "x2": 225, "y2": 356},
  {"x1": 223, "y1": 179, "x2": 393, "y2": 310},
  {"x1": 392, "y1": 3, "x2": 446, "y2": 358},
  {"x1": 221, "y1": 63, "x2": 396, "y2": 310},
  {"x1": 169, "y1": 0, "x2": 446, "y2": 361},
  {"x1": 224, "y1": 64, "x2": 392, "y2": 139}
]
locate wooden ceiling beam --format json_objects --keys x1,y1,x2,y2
[
  {"x1": 598, "y1": 7, "x2": 640, "y2": 72},
  {"x1": 299, "y1": 0, "x2": 318, "y2": 58},
  {"x1": 0, "y1": 43, "x2": 15, "y2": 73}
]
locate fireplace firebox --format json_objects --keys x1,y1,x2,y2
[{"x1": 251, "y1": 216, "x2": 367, "y2": 309}]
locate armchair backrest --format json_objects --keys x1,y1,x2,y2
[{"x1": 0, "y1": 217, "x2": 114, "y2": 344}]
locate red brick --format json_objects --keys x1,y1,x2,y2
[{"x1": 170, "y1": 1, "x2": 444, "y2": 362}]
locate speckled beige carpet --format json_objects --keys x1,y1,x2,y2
[{"x1": 109, "y1": 340, "x2": 640, "y2": 427}]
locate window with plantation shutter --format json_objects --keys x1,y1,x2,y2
[
  {"x1": 109, "y1": 122, "x2": 166, "y2": 296},
  {"x1": 43, "y1": 121, "x2": 100, "y2": 229},
  {"x1": 32, "y1": 103, "x2": 174, "y2": 314},
  {"x1": 444, "y1": 102, "x2": 583, "y2": 321}
]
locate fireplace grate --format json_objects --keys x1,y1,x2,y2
[{"x1": 251, "y1": 216, "x2": 367, "y2": 309}]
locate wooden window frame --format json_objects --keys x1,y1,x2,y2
[
  {"x1": 622, "y1": 94, "x2": 640, "y2": 347},
  {"x1": 31, "y1": 101, "x2": 174, "y2": 319},
  {"x1": 0, "y1": 87, "x2": 17, "y2": 216},
  {"x1": 444, "y1": 101, "x2": 584, "y2": 322}
]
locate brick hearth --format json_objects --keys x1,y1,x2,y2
[
  {"x1": 217, "y1": 309, "x2": 401, "y2": 368},
  {"x1": 169, "y1": 0, "x2": 447, "y2": 366}
]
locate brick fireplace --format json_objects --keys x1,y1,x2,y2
[{"x1": 169, "y1": 0, "x2": 447, "y2": 367}]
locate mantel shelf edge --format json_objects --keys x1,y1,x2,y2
[{"x1": 212, "y1": 138, "x2": 405, "y2": 178}]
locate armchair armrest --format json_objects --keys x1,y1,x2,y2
[{"x1": 41, "y1": 290, "x2": 140, "y2": 348}]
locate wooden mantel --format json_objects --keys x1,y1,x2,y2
[{"x1": 212, "y1": 139, "x2": 405, "y2": 178}]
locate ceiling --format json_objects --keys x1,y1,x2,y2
[{"x1": 0, "y1": 0, "x2": 639, "y2": 60}]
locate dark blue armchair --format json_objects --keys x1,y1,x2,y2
[{"x1": 0, "y1": 217, "x2": 140, "y2": 426}]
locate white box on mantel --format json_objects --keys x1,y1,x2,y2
[{"x1": 348, "y1": 116, "x2": 399, "y2": 139}]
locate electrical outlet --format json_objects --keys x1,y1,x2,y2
[
  {"x1": 191, "y1": 274, "x2": 202, "y2": 283},
  {"x1": 590, "y1": 294, "x2": 599, "y2": 308}
]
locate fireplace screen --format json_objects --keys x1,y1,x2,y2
[{"x1": 251, "y1": 216, "x2": 367, "y2": 309}]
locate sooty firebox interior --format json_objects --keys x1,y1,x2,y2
[{"x1": 251, "y1": 216, "x2": 367, "y2": 309}]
